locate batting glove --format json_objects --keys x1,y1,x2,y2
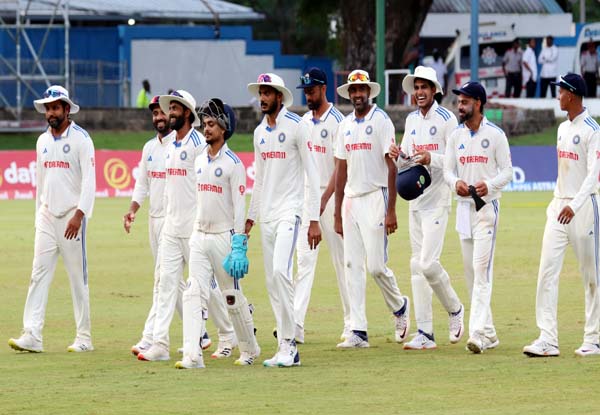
[{"x1": 222, "y1": 234, "x2": 249, "y2": 279}]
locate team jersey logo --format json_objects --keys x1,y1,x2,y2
[
  {"x1": 573, "y1": 135, "x2": 581, "y2": 145},
  {"x1": 365, "y1": 125, "x2": 373, "y2": 135},
  {"x1": 239, "y1": 185, "x2": 246, "y2": 196},
  {"x1": 278, "y1": 133, "x2": 286, "y2": 143},
  {"x1": 411, "y1": 129, "x2": 416, "y2": 135},
  {"x1": 459, "y1": 143, "x2": 465, "y2": 150},
  {"x1": 260, "y1": 138, "x2": 265, "y2": 145},
  {"x1": 43, "y1": 148, "x2": 48, "y2": 154},
  {"x1": 429, "y1": 126, "x2": 437, "y2": 136},
  {"x1": 63, "y1": 144, "x2": 70, "y2": 154},
  {"x1": 197, "y1": 167, "x2": 202, "y2": 174},
  {"x1": 307, "y1": 141, "x2": 313, "y2": 151},
  {"x1": 215, "y1": 167, "x2": 223, "y2": 177},
  {"x1": 481, "y1": 139, "x2": 490, "y2": 149},
  {"x1": 148, "y1": 155, "x2": 153, "y2": 161},
  {"x1": 320, "y1": 129, "x2": 328, "y2": 138},
  {"x1": 180, "y1": 151, "x2": 187, "y2": 160}
]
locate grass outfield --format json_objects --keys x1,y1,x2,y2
[{"x1": 2, "y1": 192, "x2": 600, "y2": 414}]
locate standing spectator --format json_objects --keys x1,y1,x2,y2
[
  {"x1": 429, "y1": 49, "x2": 448, "y2": 94},
  {"x1": 581, "y1": 41, "x2": 599, "y2": 98},
  {"x1": 136, "y1": 79, "x2": 151, "y2": 108},
  {"x1": 539, "y1": 36, "x2": 559, "y2": 98},
  {"x1": 522, "y1": 38, "x2": 538, "y2": 98},
  {"x1": 503, "y1": 39, "x2": 523, "y2": 98}
]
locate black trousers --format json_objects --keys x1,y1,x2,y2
[
  {"x1": 525, "y1": 79, "x2": 536, "y2": 97},
  {"x1": 505, "y1": 72, "x2": 522, "y2": 98},
  {"x1": 540, "y1": 77, "x2": 556, "y2": 98},
  {"x1": 584, "y1": 72, "x2": 597, "y2": 97}
]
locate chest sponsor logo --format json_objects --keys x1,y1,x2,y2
[
  {"x1": 278, "y1": 133, "x2": 286, "y2": 143},
  {"x1": 345, "y1": 143, "x2": 372, "y2": 152},
  {"x1": 459, "y1": 155, "x2": 489, "y2": 165},
  {"x1": 147, "y1": 170, "x2": 166, "y2": 179},
  {"x1": 215, "y1": 167, "x2": 223, "y2": 177},
  {"x1": 167, "y1": 168, "x2": 187, "y2": 176},
  {"x1": 365, "y1": 125, "x2": 373, "y2": 135},
  {"x1": 429, "y1": 126, "x2": 437, "y2": 136},
  {"x1": 481, "y1": 139, "x2": 490, "y2": 149},
  {"x1": 44, "y1": 160, "x2": 70, "y2": 169},
  {"x1": 198, "y1": 183, "x2": 223, "y2": 194},
  {"x1": 261, "y1": 151, "x2": 286, "y2": 160},
  {"x1": 320, "y1": 129, "x2": 328, "y2": 138},
  {"x1": 63, "y1": 143, "x2": 70, "y2": 154},
  {"x1": 180, "y1": 150, "x2": 187, "y2": 160},
  {"x1": 558, "y1": 150, "x2": 579, "y2": 161},
  {"x1": 573, "y1": 135, "x2": 580, "y2": 145},
  {"x1": 412, "y1": 143, "x2": 439, "y2": 152}
]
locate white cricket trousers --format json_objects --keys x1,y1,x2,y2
[
  {"x1": 536, "y1": 195, "x2": 600, "y2": 346},
  {"x1": 342, "y1": 188, "x2": 405, "y2": 332},
  {"x1": 458, "y1": 200, "x2": 499, "y2": 338},
  {"x1": 22, "y1": 205, "x2": 91, "y2": 343},
  {"x1": 409, "y1": 206, "x2": 461, "y2": 335},
  {"x1": 261, "y1": 215, "x2": 301, "y2": 341},
  {"x1": 152, "y1": 232, "x2": 234, "y2": 348},
  {"x1": 294, "y1": 193, "x2": 349, "y2": 331}
]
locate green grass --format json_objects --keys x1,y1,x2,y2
[
  {"x1": 509, "y1": 125, "x2": 557, "y2": 146},
  {"x1": 2, "y1": 192, "x2": 600, "y2": 414}
]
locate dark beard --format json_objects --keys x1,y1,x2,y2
[
  {"x1": 47, "y1": 115, "x2": 64, "y2": 129},
  {"x1": 262, "y1": 100, "x2": 278, "y2": 115},
  {"x1": 170, "y1": 114, "x2": 185, "y2": 131},
  {"x1": 459, "y1": 110, "x2": 473, "y2": 123},
  {"x1": 307, "y1": 97, "x2": 322, "y2": 111},
  {"x1": 154, "y1": 120, "x2": 170, "y2": 135}
]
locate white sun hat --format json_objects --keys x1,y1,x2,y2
[
  {"x1": 247, "y1": 73, "x2": 293, "y2": 107},
  {"x1": 336, "y1": 69, "x2": 381, "y2": 99},
  {"x1": 33, "y1": 85, "x2": 80, "y2": 114},
  {"x1": 158, "y1": 89, "x2": 201, "y2": 127},
  {"x1": 402, "y1": 66, "x2": 444, "y2": 95}
]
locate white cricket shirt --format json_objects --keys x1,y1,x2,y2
[
  {"x1": 538, "y1": 45, "x2": 558, "y2": 78},
  {"x1": 247, "y1": 106, "x2": 320, "y2": 223},
  {"x1": 522, "y1": 46, "x2": 538, "y2": 83},
  {"x1": 131, "y1": 131, "x2": 175, "y2": 218},
  {"x1": 194, "y1": 143, "x2": 246, "y2": 234},
  {"x1": 554, "y1": 109, "x2": 600, "y2": 213},
  {"x1": 163, "y1": 128, "x2": 206, "y2": 237},
  {"x1": 334, "y1": 104, "x2": 396, "y2": 198},
  {"x1": 36, "y1": 121, "x2": 96, "y2": 218},
  {"x1": 443, "y1": 116, "x2": 513, "y2": 203},
  {"x1": 401, "y1": 102, "x2": 457, "y2": 210}
]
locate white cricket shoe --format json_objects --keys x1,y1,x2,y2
[
  {"x1": 201, "y1": 332, "x2": 212, "y2": 350},
  {"x1": 8, "y1": 332, "x2": 43, "y2": 353},
  {"x1": 403, "y1": 331, "x2": 437, "y2": 350},
  {"x1": 466, "y1": 335, "x2": 485, "y2": 354},
  {"x1": 484, "y1": 335, "x2": 500, "y2": 350},
  {"x1": 235, "y1": 347, "x2": 261, "y2": 366},
  {"x1": 574, "y1": 343, "x2": 600, "y2": 357},
  {"x1": 523, "y1": 339, "x2": 559, "y2": 357},
  {"x1": 336, "y1": 333, "x2": 370, "y2": 348},
  {"x1": 211, "y1": 340, "x2": 237, "y2": 359},
  {"x1": 137, "y1": 344, "x2": 170, "y2": 361},
  {"x1": 262, "y1": 352, "x2": 279, "y2": 368},
  {"x1": 448, "y1": 305, "x2": 465, "y2": 344},
  {"x1": 340, "y1": 327, "x2": 352, "y2": 342},
  {"x1": 175, "y1": 355, "x2": 205, "y2": 369},
  {"x1": 67, "y1": 340, "x2": 94, "y2": 353},
  {"x1": 131, "y1": 340, "x2": 151, "y2": 356},
  {"x1": 277, "y1": 340, "x2": 301, "y2": 367},
  {"x1": 295, "y1": 324, "x2": 305, "y2": 344},
  {"x1": 394, "y1": 296, "x2": 411, "y2": 343}
]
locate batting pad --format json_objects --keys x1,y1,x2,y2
[{"x1": 222, "y1": 289, "x2": 259, "y2": 354}]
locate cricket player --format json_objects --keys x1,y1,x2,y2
[
  {"x1": 390, "y1": 66, "x2": 464, "y2": 350},
  {"x1": 9, "y1": 85, "x2": 96, "y2": 353},
  {"x1": 334, "y1": 69, "x2": 410, "y2": 349},
  {"x1": 138, "y1": 90, "x2": 235, "y2": 361},
  {"x1": 293, "y1": 67, "x2": 350, "y2": 343},
  {"x1": 246, "y1": 73, "x2": 322, "y2": 367},
  {"x1": 443, "y1": 81, "x2": 513, "y2": 354},
  {"x1": 523, "y1": 73, "x2": 600, "y2": 357},
  {"x1": 176, "y1": 98, "x2": 260, "y2": 369}
]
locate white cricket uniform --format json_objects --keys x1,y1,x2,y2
[
  {"x1": 400, "y1": 102, "x2": 461, "y2": 336},
  {"x1": 130, "y1": 131, "x2": 179, "y2": 345},
  {"x1": 535, "y1": 109, "x2": 600, "y2": 346},
  {"x1": 247, "y1": 106, "x2": 321, "y2": 341},
  {"x1": 152, "y1": 128, "x2": 234, "y2": 348},
  {"x1": 183, "y1": 143, "x2": 258, "y2": 362},
  {"x1": 294, "y1": 104, "x2": 349, "y2": 333},
  {"x1": 443, "y1": 117, "x2": 513, "y2": 339},
  {"x1": 23, "y1": 121, "x2": 95, "y2": 343},
  {"x1": 334, "y1": 104, "x2": 406, "y2": 332}
]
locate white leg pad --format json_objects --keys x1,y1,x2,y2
[{"x1": 222, "y1": 289, "x2": 259, "y2": 355}]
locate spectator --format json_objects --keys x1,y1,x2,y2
[
  {"x1": 522, "y1": 38, "x2": 538, "y2": 98},
  {"x1": 503, "y1": 39, "x2": 523, "y2": 98},
  {"x1": 429, "y1": 49, "x2": 448, "y2": 94},
  {"x1": 136, "y1": 79, "x2": 151, "y2": 108},
  {"x1": 580, "y1": 41, "x2": 599, "y2": 98},
  {"x1": 538, "y1": 36, "x2": 559, "y2": 98}
]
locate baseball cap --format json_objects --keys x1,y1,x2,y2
[
  {"x1": 148, "y1": 95, "x2": 161, "y2": 110},
  {"x1": 452, "y1": 81, "x2": 487, "y2": 105},
  {"x1": 551, "y1": 73, "x2": 587, "y2": 97},
  {"x1": 395, "y1": 164, "x2": 431, "y2": 201},
  {"x1": 296, "y1": 67, "x2": 327, "y2": 88}
]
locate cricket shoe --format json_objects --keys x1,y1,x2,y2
[
  {"x1": 394, "y1": 296, "x2": 411, "y2": 343},
  {"x1": 262, "y1": 352, "x2": 279, "y2": 368},
  {"x1": 277, "y1": 339, "x2": 301, "y2": 367},
  {"x1": 448, "y1": 305, "x2": 465, "y2": 344},
  {"x1": 466, "y1": 334, "x2": 485, "y2": 354},
  {"x1": 175, "y1": 355, "x2": 205, "y2": 369},
  {"x1": 177, "y1": 332, "x2": 212, "y2": 354},
  {"x1": 8, "y1": 332, "x2": 43, "y2": 353},
  {"x1": 574, "y1": 343, "x2": 600, "y2": 357},
  {"x1": 211, "y1": 340, "x2": 237, "y2": 359},
  {"x1": 484, "y1": 335, "x2": 500, "y2": 350},
  {"x1": 337, "y1": 333, "x2": 370, "y2": 348},
  {"x1": 523, "y1": 339, "x2": 559, "y2": 357},
  {"x1": 137, "y1": 344, "x2": 170, "y2": 361},
  {"x1": 340, "y1": 327, "x2": 352, "y2": 342},
  {"x1": 67, "y1": 340, "x2": 94, "y2": 353},
  {"x1": 403, "y1": 330, "x2": 437, "y2": 350},
  {"x1": 235, "y1": 347, "x2": 261, "y2": 366},
  {"x1": 131, "y1": 340, "x2": 151, "y2": 356},
  {"x1": 295, "y1": 324, "x2": 305, "y2": 344}
]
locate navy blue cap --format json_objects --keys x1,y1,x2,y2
[
  {"x1": 296, "y1": 67, "x2": 327, "y2": 89},
  {"x1": 551, "y1": 73, "x2": 587, "y2": 97},
  {"x1": 452, "y1": 81, "x2": 487, "y2": 105},
  {"x1": 395, "y1": 165, "x2": 431, "y2": 201}
]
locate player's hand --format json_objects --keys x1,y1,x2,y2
[
  {"x1": 385, "y1": 209, "x2": 398, "y2": 235},
  {"x1": 456, "y1": 180, "x2": 470, "y2": 197},
  {"x1": 557, "y1": 206, "x2": 575, "y2": 225},
  {"x1": 307, "y1": 220, "x2": 322, "y2": 250},
  {"x1": 388, "y1": 144, "x2": 400, "y2": 160},
  {"x1": 65, "y1": 210, "x2": 84, "y2": 240},
  {"x1": 320, "y1": 194, "x2": 331, "y2": 216},
  {"x1": 474, "y1": 181, "x2": 488, "y2": 197},
  {"x1": 414, "y1": 150, "x2": 431, "y2": 165},
  {"x1": 334, "y1": 214, "x2": 343, "y2": 238},
  {"x1": 123, "y1": 211, "x2": 135, "y2": 233},
  {"x1": 244, "y1": 219, "x2": 254, "y2": 237}
]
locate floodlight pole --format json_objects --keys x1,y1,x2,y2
[
  {"x1": 470, "y1": 0, "x2": 479, "y2": 82},
  {"x1": 376, "y1": 0, "x2": 385, "y2": 105}
]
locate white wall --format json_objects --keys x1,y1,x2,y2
[{"x1": 131, "y1": 39, "x2": 303, "y2": 107}]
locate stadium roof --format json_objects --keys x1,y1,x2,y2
[
  {"x1": 431, "y1": 0, "x2": 564, "y2": 14},
  {"x1": 0, "y1": 0, "x2": 264, "y2": 22}
]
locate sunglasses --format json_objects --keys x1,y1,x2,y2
[
  {"x1": 300, "y1": 75, "x2": 325, "y2": 85},
  {"x1": 559, "y1": 77, "x2": 577, "y2": 93},
  {"x1": 257, "y1": 74, "x2": 272, "y2": 83},
  {"x1": 43, "y1": 89, "x2": 66, "y2": 98},
  {"x1": 170, "y1": 91, "x2": 184, "y2": 98},
  {"x1": 348, "y1": 72, "x2": 369, "y2": 82}
]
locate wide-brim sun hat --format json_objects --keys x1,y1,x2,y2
[
  {"x1": 158, "y1": 89, "x2": 201, "y2": 127},
  {"x1": 247, "y1": 73, "x2": 293, "y2": 107},
  {"x1": 336, "y1": 69, "x2": 381, "y2": 100},
  {"x1": 33, "y1": 85, "x2": 80, "y2": 114},
  {"x1": 402, "y1": 65, "x2": 444, "y2": 95}
]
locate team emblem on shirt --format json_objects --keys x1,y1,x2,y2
[
  {"x1": 573, "y1": 135, "x2": 581, "y2": 145},
  {"x1": 429, "y1": 126, "x2": 437, "y2": 136},
  {"x1": 321, "y1": 129, "x2": 327, "y2": 138},
  {"x1": 278, "y1": 133, "x2": 286, "y2": 143},
  {"x1": 365, "y1": 125, "x2": 373, "y2": 135},
  {"x1": 63, "y1": 144, "x2": 70, "y2": 154},
  {"x1": 481, "y1": 139, "x2": 490, "y2": 149},
  {"x1": 215, "y1": 167, "x2": 223, "y2": 177},
  {"x1": 180, "y1": 151, "x2": 187, "y2": 160},
  {"x1": 197, "y1": 168, "x2": 201, "y2": 174}
]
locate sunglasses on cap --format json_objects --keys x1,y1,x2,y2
[
  {"x1": 43, "y1": 89, "x2": 67, "y2": 99},
  {"x1": 558, "y1": 76, "x2": 578, "y2": 93},
  {"x1": 348, "y1": 72, "x2": 369, "y2": 82},
  {"x1": 299, "y1": 75, "x2": 325, "y2": 85},
  {"x1": 257, "y1": 74, "x2": 272, "y2": 83},
  {"x1": 170, "y1": 91, "x2": 184, "y2": 98}
]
